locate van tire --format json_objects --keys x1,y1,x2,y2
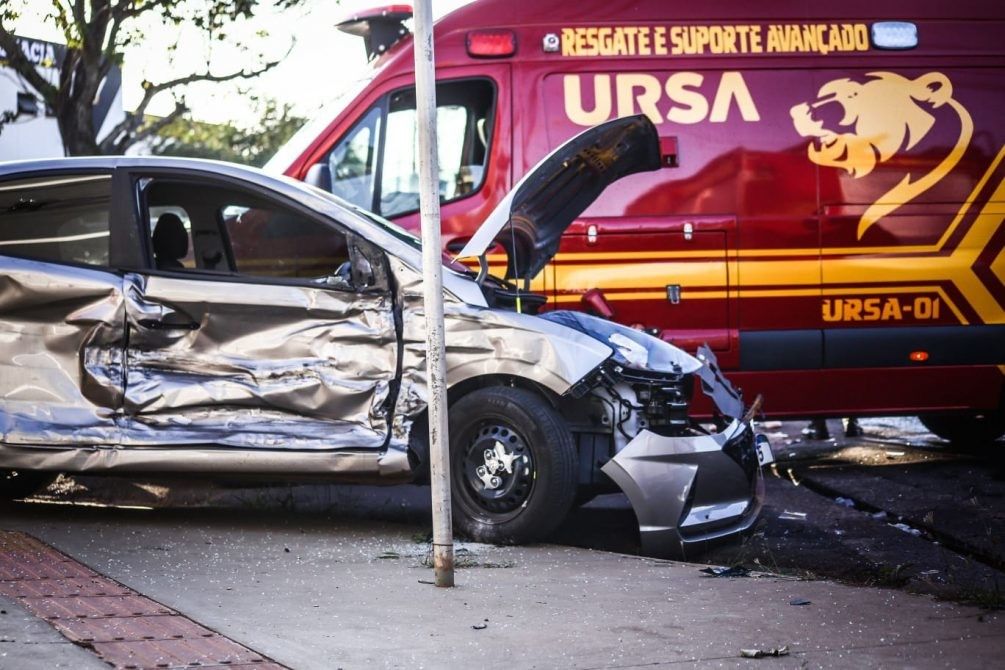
[
  {"x1": 449, "y1": 386, "x2": 577, "y2": 544},
  {"x1": 1, "y1": 471, "x2": 52, "y2": 502},
  {"x1": 920, "y1": 410, "x2": 1005, "y2": 445}
]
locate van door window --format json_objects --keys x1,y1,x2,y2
[
  {"x1": 321, "y1": 79, "x2": 494, "y2": 218},
  {"x1": 379, "y1": 80, "x2": 494, "y2": 217},
  {"x1": 329, "y1": 106, "x2": 382, "y2": 211}
]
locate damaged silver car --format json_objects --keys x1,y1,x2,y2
[{"x1": 0, "y1": 115, "x2": 769, "y2": 558}]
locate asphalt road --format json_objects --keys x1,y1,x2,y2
[{"x1": 14, "y1": 417, "x2": 1005, "y2": 606}]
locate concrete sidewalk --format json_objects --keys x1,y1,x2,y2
[{"x1": 1, "y1": 503, "x2": 1002, "y2": 669}]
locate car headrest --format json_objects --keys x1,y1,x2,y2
[{"x1": 153, "y1": 213, "x2": 189, "y2": 260}]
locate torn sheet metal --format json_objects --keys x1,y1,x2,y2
[
  {"x1": 540, "y1": 310, "x2": 702, "y2": 375},
  {"x1": 602, "y1": 420, "x2": 764, "y2": 559},
  {"x1": 121, "y1": 272, "x2": 398, "y2": 451},
  {"x1": 387, "y1": 262, "x2": 612, "y2": 456},
  {"x1": 0, "y1": 257, "x2": 125, "y2": 447},
  {"x1": 695, "y1": 344, "x2": 744, "y2": 419}
]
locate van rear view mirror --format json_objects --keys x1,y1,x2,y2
[{"x1": 305, "y1": 163, "x2": 332, "y2": 192}]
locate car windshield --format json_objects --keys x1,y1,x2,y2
[{"x1": 296, "y1": 177, "x2": 475, "y2": 276}]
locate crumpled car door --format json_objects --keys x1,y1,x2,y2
[
  {"x1": 0, "y1": 170, "x2": 127, "y2": 447},
  {"x1": 0, "y1": 259, "x2": 125, "y2": 446},
  {"x1": 121, "y1": 272, "x2": 398, "y2": 450}
]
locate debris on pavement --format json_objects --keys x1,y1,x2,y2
[
  {"x1": 834, "y1": 497, "x2": 855, "y2": 508},
  {"x1": 377, "y1": 551, "x2": 401, "y2": 559},
  {"x1": 472, "y1": 622, "x2": 488, "y2": 630},
  {"x1": 890, "y1": 522, "x2": 922, "y2": 537},
  {"x1": 789, "y1": 598, "x2": 812, "y2": 606},
  {"x1": 778, "y1": 511, "x2": 807, "y2": 521},
  {"x1": 700, "y1": 565, "x2": 750, "y2": 578},
  {"x1": 740, "y1": 645, "x2": 790, "y2": 659}
]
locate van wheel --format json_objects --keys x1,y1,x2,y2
[
  {"x1": 1, "y1": 471, "x2": 52, "y2": 502},
  {"x1": 920, "y1": 409, "x2": 1005, "y2": 445},
  {"x1": 449, "y1": 386, "x2": 577, "y2": 544}
]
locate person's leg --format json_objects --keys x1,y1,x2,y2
[{"x1": 802, "y1": 417, "x2": 830, "y2": 440}]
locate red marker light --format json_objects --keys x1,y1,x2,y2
[
  {"x1": 467, "y1": 30, "x2": 517, "y2": 58},
  {"x1": 909, "y1": 350, "x2": 929, "y2": 362}
]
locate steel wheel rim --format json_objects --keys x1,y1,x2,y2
[{"x1": 458, "y1": 421, "x2": 535, "y2": 521}]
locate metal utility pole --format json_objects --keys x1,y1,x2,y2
[{"x1": 412, "y1": 0, "x2": 454, "y2": 587}]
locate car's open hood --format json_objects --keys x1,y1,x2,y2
[{"x1": 455, "y1": 115, "x2": 662, "y2": 280}]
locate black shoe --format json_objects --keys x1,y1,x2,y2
[{"x1": 801, "y1": 419, "x2": 830, "y2": 440}]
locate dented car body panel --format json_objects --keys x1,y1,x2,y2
[
  {"x1": 0, "y1": 116, "x2": 765, "y2": 557},
  {"x1": 0, "y1": 256, "x2": 126, "y2": 446},
  {"x1": 121, "y1": 271, "x2": 398, "y2": 450}
]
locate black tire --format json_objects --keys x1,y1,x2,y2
[
  {"x1": 920, "y1": 410, "x2": 1005, "y2": 445},
  {"x1": 449, "y1": 386, "x2": 577, "y2": 544},
  {"x1": 1, "y1": 470, "x2": 52, "y2": 502}
]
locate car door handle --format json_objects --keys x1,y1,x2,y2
[{"x1": 137, "y1": 318, "x2": 200, "y2": 331}]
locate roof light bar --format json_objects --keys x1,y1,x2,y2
[
  {"x1": 467, "y1": 29, "x2": 517, "y2": 58},
  {"x1": 871, "y1": 21, "x2": 918, "y2": 50}
]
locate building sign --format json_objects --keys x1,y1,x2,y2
[{"x1": 0, "y1": 36, "x2": 64, "y2": 69}]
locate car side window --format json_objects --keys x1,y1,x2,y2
[
  {"x1": 143, "y1": 179, "x2": 351, "y2": 283},
  {"x1": 321, "y1": 78, "x2": 495, "y2": 218},
  {"x1": 0, "y1": 173, "x2": 113, "y2": 267}
]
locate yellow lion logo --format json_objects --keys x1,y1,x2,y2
[{"x1": 790, "y1": 72, "x2": 973, "y2": 238}]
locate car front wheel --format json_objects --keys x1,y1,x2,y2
[{"x1": 449, "y1": 386, "x2": 577, "y2": 544}]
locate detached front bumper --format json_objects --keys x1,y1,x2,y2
[{"x1": 601, "y1": 418, "x2": 766, "y2": 560}]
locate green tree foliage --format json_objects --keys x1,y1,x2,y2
[
  {"x1": 0, "y1": 1, "x2": 301, "y2": 155},
  {"x1": 150, "y1": 96, "x2": 304, "y2": 167}
]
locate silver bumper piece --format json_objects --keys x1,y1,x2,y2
[{"x1": 601, "y1": 419, "x2": 764, "y2": 560}]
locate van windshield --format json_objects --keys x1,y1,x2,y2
[{"x1": 262, "y1": 75, "x2": 376, "y2": 175}]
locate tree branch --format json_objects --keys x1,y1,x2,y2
[
  {"x1": 118, "y1": 0, "x2": 175, "y2": 21},
  {"x1": 142, "y1": 59, "x2": 282, "y2": 104},
  {"x1": 119, "y1": 101, "x2": 187, "y2": 151},
  {"x1": 98, "y1": 57, "x2": 278, "y2": 153},
  {"x1": 50, "y1": 1, "x2": 76, "y2": 46},
  {"x1": 72, "y1": 0, "x2": 86, "y2": 25}
]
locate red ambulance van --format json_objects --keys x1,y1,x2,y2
[{"x1": 267, "y1": 0, "x2": 1005, "y2": 443}]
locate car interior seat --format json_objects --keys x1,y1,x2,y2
[{"x1": 152, "y1": 213, "x2": 189, "y2": 270}]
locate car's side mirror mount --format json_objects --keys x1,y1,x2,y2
[{"x1": 351, "y1": 253, "x2": 375, "y2": 289}]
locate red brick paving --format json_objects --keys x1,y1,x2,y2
[{"x1": 0, "y1": 530, "x2": 288, "y2": 670}]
